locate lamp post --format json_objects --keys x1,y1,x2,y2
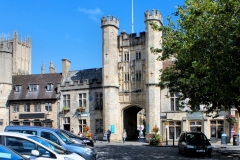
[
  {"x1": 166, "y1": 125, "x2": 168, "y2": 145},
  {"x1": 57, "y1": 91, "x2": 61, "y2": 129}
]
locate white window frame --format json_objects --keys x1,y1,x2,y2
[
  {"x1": 12, "y1": 104, "x2": 19, "y2": 113},
  {"x1": 79, "y1": 119, "x2": 87, "y2": 133},
  {"x1": 47, "y1": 83, "x2": 53, "y2": 91},
  {"x1": 29, "y1": 84, "x2": 38, "y2": 92},
  {"x1": 45, "y1": 103, "x2": 52, "y2": 112},
  {"x1": 34, "y1": 103, "x2": 41, "y2": 112},
  {"x1": 15, "y1": 85, "x2": 22, "y2": 92},
  {"x1": 168, "y1": 121, "x2": 181, "y2": 140},
  {"x1": 170, "y1": 92, "x2": 180, "y2": 111},
  {"x1": 63, "y1": 94, "x2": 70, "y2": 108},
  {"x1": 79, "y1": 93, "x2": 86, "y2": 107},
  {"x1": 24, "y1": 103, "x2": 30, "y2": 112}
]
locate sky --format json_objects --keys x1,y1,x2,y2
[{"x1": 0, "y1": 0, "x2": 185, "y2": 74}]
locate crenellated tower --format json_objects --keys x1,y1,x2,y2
[
  {"x1": 0, "y1": 31, "x2": 31, "y2": 131},
  {"x1": 101, "y1": 16, "x2": 120, "y2": 139},
  {"x1": 144, "y1": 10, "x2": 162, "y2": 133}
]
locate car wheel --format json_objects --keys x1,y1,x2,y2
[
  {"x1": 208, "y1": 153, "x2": 211, "y2": 158},
  {"x1": 178, "y1": 147, "x2": 182, "y2": 154},
  {"x1": 184, "y1": 148, "x2": 188, "y2": 157}
]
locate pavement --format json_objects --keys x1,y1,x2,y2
[{"x1": 96, "y1": 138, "x2": 240, "y2": 158}]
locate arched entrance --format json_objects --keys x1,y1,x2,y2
[{"x1": 123, "y1": 106, "x2": 145, "y2": 140}]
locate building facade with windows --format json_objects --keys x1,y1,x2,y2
[
  {"x1": 7, "y1": 73, "x2": 62, "y2": 128},
  {"x1": 59, "y1": 59, "x2": 103, "y2": 138}
]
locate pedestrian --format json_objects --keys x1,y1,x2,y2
[
  {"x1": 71, "y1": 128, "x2": 74, "y2": 133},
  {"x1": 93, "y1": 134, "x2": 97, "y2": 142},
  {"x1": 122, "y1": 129, "x2": 127, "y2": 143},
  {"x1": 78, "y1": 131, "x2": 83, "y2": 137},
  {"x1": 106, "y1": 129, "x2": 111, "y2": 143}
]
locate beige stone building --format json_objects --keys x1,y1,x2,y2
[{"x1": 7, "y1": 73, "x2": 62, "y2": 128}]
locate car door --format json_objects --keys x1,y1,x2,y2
[
  {"x1": 178, "y1": 133, "x2": 185, "y2": 152},
  {"x1": 5, "y1": 136, "x2": 57, "y2": 160}
]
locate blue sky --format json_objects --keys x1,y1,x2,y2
[{"x1": 0, "y1": 0, "x2": 185, "y2": 74}]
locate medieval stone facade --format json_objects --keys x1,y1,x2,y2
[
  {"x1": 1, "y1": 10, "x2": 237, "y2": 143},
  {"x1": 0, "y1": 31, "x2": 31, "y2": 131}
]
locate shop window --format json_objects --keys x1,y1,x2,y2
[
  {"x1": 95, "y1": 119, "x2": 103, "y2": 134},
  {"x1": 79, "y1": 119, "x2": 87, "y2": 133},
  {"x1": 189, "y1": 121, "x2": 202, "y2": 132},
  {"x1": 169, "y1": 121, "x2": 181, "y2": 140},
  {"x1": 210, "y1": 120, "x2": 224, "y2": 139}
]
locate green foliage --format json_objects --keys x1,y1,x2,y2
[
  {"x1": 151, "y1": 0, "x2": 240, "y2": 115},
  {"x1": 149, "y1": 127, "x2": 162, "y2": 146}
]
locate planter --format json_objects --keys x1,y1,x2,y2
[{"x1": 77, "y1": 107, "x2": 86, "y2": 112}]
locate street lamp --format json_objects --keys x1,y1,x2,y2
[{"x1": 57, "y1": 91, "x2": 61, "y2": 129}]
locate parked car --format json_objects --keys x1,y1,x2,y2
[
  {"x1": 4, "y1": 126, "x2": 97, "y2": 160},
  {"x1": 60, "y1": 129, "x2": 94, "y2": 147},
  {"x1": 0, "y1": 144, "x2": 31, "y2": 160},
  {"x1": 178, "y1": 131, "x2": 212, "y2": 157},
  {"x1": 0, "y1": 132, "x2": 84, "y2": 160}
]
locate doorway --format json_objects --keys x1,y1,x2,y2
[{"x1": 123, "y1": 106, "x2": 143, "y2": 140}]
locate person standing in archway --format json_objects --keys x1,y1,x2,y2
[
  {"x1": 106, "y1": 129, "x2": 111, "y2": 143},
  {"x1": 122, "y1": 129, "x2": 127, "y2": 143}
]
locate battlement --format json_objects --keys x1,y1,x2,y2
[
  {"x1": 0, "y1": 40, "x2": 12, "y2": 53},
  {"x1": 144, "y1": 9, "x2": 162, "y2": 23},
  {"x1": 60, "y1": 79, "x2": 102, "y2": 89},
  {"x1": 101, "y1": 16, "x2": 119, "y2": 29}
]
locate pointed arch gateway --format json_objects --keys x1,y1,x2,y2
[{"x1": 123, "y1": 106, "x2": 146, "y2": 140}]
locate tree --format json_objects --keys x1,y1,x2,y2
[{"x1": 150, "y1": 0, "x2": 240, "y2": 116}]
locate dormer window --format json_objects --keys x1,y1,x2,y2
[
  {"x1": 15, "y1": 85, "x2": 22, "y2": 92},
  {"x1": 29, "y1": 84, "x2": 38, "y2": 92},
  {"x1": 47, "y1": 83, "x2": 53, "y2": 91}
]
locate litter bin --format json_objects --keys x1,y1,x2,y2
[
  {"x1": 233, "y1": 134, "x2": 239, "y2": 146},
  {"x1": 221, "y1": 133, "x2": 227, "y2": 144}
]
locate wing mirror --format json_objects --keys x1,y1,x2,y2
[{"x1": 31, "y1": 150, "x2": 40, "y2": 156}]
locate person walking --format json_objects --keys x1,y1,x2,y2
[
  {"x1": 106, "y1": 129, "x2": 111, "y2": 143},
  {"x1": 122, "y1": 129, "x2": 127, "y2": 143},
  {"x1": 78, "y1": 131, "x2": 83, "y2": 137}
]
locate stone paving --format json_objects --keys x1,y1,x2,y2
[{"x1": 94, "y1": 140, "x2": 240, "y2": 160}]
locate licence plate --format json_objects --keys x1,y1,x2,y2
[{"x1": 196, "y1": 150, "x2": 205, "y2": 152}]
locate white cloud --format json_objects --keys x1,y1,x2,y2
[{"x1": 78, "y1": 7, "x2": 104, "y2": 22}]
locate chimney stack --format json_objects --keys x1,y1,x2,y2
[{"x1": 62, "y1": 58, "x2": 71, "y2": 77}]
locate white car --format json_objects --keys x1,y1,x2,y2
[{"x1": 0, "y1": 132, "x2": 84, "y2": 160}]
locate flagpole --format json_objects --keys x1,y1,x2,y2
[{"x1": 132, "y1": 0, "x2": 134, "y2": 33}]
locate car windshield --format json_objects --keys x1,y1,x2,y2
[
  {"x1": 0, "y1": 145, "x2": 26, "y2": 160},
  {"x1": 28, "y1": 136, "x2": 69, "y2": 154},
  {"x1": 61, "y1": 130, "x2": 77, "y2": 138},
  {"x1": 54, "y1": 131, "x2": 73, "y2": 144},
  {"x1": 186, "y1": 133, "x2": 210, "y2": 145}
]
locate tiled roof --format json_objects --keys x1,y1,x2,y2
[
  {"x1": 8, "y1": 73, "x2": 62, "y2": 100},
  {"x1": 62, "y1": 68, "x2": 102, "y2": 84}
]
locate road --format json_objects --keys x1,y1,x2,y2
[{"x1": 94, "y1": 141, "x2": 237, "y2": 160}]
